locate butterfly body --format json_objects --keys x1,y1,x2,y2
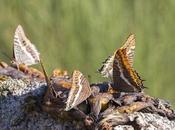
[
  {"x1": 42, "y1": 69, "x2": 90, "y2": 122},
  {"x1": 42, "y1": 67, "x2": 72, "y2": 120}
]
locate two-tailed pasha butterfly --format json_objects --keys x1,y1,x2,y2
[
  {"x1": 98, "y1": 34, "x2": 135, "y2": 79},
  {"x1": 13, "y1": 25, "x2": 40, "y2": 66},
  {"x1": 13, "y1": 25, "x2": 56, "y2": 94},
  {"x1": 98, "y1": 34, "x2": 144, "y2": 92},
  {"x1": 65, "y1": 70, "x2": 91, "y2": 111}
]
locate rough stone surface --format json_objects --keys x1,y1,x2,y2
[
  {"x1": 0, "y1": 77, "x2": 75, "y2": 130},
  {"x1": 128, "y1": 112, "x2": 175, "y2": 130},
  {"x1": 1, "y1": 76, "x2": 175, "y2": 130}
]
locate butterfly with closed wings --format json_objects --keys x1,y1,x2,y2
[
  {"x1": 13, "y1": 25, "x2": 40, "y2": 67},
  {"x1": 98, "y1": 34, "x2": 144, "y2": 92},
  {"x1": 65, "y1": 70, "x2": 91, "y2": 111}
]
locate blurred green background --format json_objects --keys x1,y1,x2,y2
[{"x1": 0, "y1": 0, "x2": 175, "y2": 105}]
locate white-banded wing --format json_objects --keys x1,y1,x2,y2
[
  {"x1": 113, "y1": 48, "x2": 144, "y2": 92},
  {"x1": 13, "y1": 25, "x2": 40, "y2": 66},
  {"x1": 121, "y1": 34, "x2": 135, "y2": 66},
  {"x1": 98, "y1": 34, "x2": 135, "y2": 78},
  {"x1": 97, "y1": 55, "x2": 114, "y2": 79},
  {"x1": 65, "y1": 70, "x2": 91, "y2": 111}
]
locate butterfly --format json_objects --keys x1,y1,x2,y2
[
  {"x1": 98, "y1": 34, "x2": 144, "y2": 92},
  {"x1": 98, "y1": 34, "x2": 135, "y2": 79},
  {"x1": 88, "y1": 92, "x2": 113, "y2": 118},
  {"x1": 65, "y1": 70, "x2": 91, "y2": 111},
  {"x1": 13, "y1": 25, "x2": 40, "y2": 66}
]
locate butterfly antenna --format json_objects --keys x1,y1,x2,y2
[
  {"x1": 40, "y1": 59, "x2": 58, "y2": 96},
  {"x1": 39, "y1": 60, "x2": 50, "y2": 85}
]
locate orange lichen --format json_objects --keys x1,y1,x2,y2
[{"x1": 52, "y1": 69, "x2": 68, "y2": 77}]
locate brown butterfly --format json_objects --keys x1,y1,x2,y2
[
  {"x1": 88, "y1": 92, "x2": 113, "y2": 118},
  {"x1": 98, "y1": 34, "x2": 135, "y2": 79},
  {"x1": 65, "y1": 70, "x2": 91, "y2": 111},
  {"x1": 13, "y1": 25, "x2": 40, "y2": 66},
  {"x1": 98, "y1": 34, "x2": 144, "y2": 92}
]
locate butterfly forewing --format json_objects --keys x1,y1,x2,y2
[
  {"x1": 98, "y1": 34, "x2": 135, "y2": 78},
  {"x1": 121, "y1": 34, "x2": 135, "y2": 66},
  {"x1": 113, "y1": 48, "x2": 144, "y2": 92},
  {"x1": 13, "y1": 25, "x2": 40, "y2": 66},
  {"x1": 65, "y1": 70, "x2": 91, "y2": 111},
  {"x1": 98, "y1": 55, "x2": 114, "y2": 79}
]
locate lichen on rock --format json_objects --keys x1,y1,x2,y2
[{"x1": 0, "y1": 76, "x2": 71, "y2": 130}]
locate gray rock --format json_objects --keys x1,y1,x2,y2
[{"x1": 1, "y1": 76, "x2": 175, "y2": 130}]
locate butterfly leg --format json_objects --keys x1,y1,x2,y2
[{"x1": 16, "y1": 64, "x2": 20, "y2": 71}]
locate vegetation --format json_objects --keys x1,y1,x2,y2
[{"x1": 0, "y1": 0, "x2": 175, "y2": 106}]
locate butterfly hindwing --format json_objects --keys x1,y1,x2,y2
[
  {"x1": 65, "y1": 70, "x2": 91, "y2": 111},
  {"x1": 98, "y1": 55, "x2": 114, "y2": 79},
  {"x1": 13, "y1": 25, "x2": 40, "y2": 66},
  {"x1": 113, "y1": 48, "x2": 144, "y2": 92},
  {"x1": 121, "y1": 34, "x2": 135, "y2": 66}
]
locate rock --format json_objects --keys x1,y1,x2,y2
[
  {"x1": 0, "y1": 75, "x2": 175, "y2": 130},
  {"x1": 0, "y1": 77, "x2": 75, "y2": 130}
]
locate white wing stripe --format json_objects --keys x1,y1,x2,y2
[
  {"x1": 71, "y1": 73, "x2": 83, "y2": 107},
  {"x1": 115, "y1": 59, "x2": 135, "y2": 88},
  {"x1": 13, "y1": 25, "x2": 40, "y2": 66}
]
